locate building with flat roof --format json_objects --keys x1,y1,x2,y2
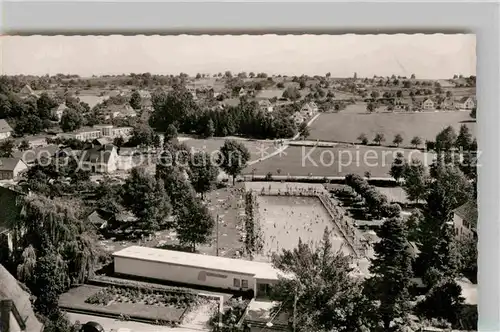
[{"x1": 113, "y1": 246, "x2": 290, "y2": 297}]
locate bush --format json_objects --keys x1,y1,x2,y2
[
  {"x1": 381, "y1": 203, "x2": 402, "y2": 218},
  {"x1": 85, "y1": 290, "x2": 114, "y2": 305}
]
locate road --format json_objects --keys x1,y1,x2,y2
[{"x1": 66, "y1": 313, "x2": 208, "y2": 332}]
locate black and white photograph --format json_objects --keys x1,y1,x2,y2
[{"x1": 0, "y1": 34, "x2": 477, "y2": 332}]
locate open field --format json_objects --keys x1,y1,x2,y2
[
  {"x1": 309, "y1": 110, "x2": 475, "y2": 145},
  {"x1": 255, "y1": 195, "x2": 353, "y2": 261},
  {"x1": 182, "y1": 138, "x2": 278, "y2": 163},
  {"x1": 243, "y1": 145, "x2": 434, "y2": 178}
]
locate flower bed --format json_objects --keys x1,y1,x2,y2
[{"x1": 85, "y1": 285, "x2": 196, "y2": 309}]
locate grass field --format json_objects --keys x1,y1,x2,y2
[
  {"x1": 182, "y1": 138, "x2": 278, "y2": 163},
  {"x1": 255, "y1": 195, "x2": 353, "y2": 261},
  {"x1": 243, "y1": 145, "x2": 434, "y2": 178},
  {"x1": 309, "y1": 110, "x2": 475, "y2": 145}
]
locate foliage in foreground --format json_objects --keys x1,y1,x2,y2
[{"x1": 270, "y1": 228, "x2": 373, "y2": 332}]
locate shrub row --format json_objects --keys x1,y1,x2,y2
[
  {"x1": 244, "y1": 192, "x2": 264, "y2": 255},
  {"x1": 345, "y1": 174, "x2": 401, "y2": 219}
]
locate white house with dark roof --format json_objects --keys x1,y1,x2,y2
[
  {"x1": 79, "y1": 144, "x2": 119, "y2": 173},
  {"x1": 12, "y1": 145, "x2": 60, "y2": 167},
  {"x1": 0, "y1": 158, "x2": 28, "y2": 180},
  {"x1": 105, "y1": 104, "x2": 137, "y2": 119},
  {"x1": 421, "y1": 98, "x2": 435, "y2": 110},
  {"x1": 455, "y1": 96, "x2": 476, "y2": 110},
  {"x1": 51, "y1": 103, "x2": 69, "y2": 122},
  {"x1": 258, "y1": 100, "x2": 274, "y2": 113},
  {"x1": 301, "y1": 102, "x2": 319, "y2": 117},
  {"x1": 0, "y1": 120, "x2": 13, "y2": 141},
  {"x1": 18, "y1": 84, "x2": 37, "y2": 99},
  {"x1": 452, "y1": 200, "x2": 477, "y2": 239}
]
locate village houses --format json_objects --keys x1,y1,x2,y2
[
  {"x1": 300, "y1": 101, "x2": 319, "y2": 117},
  {"x1": 258, "y1": 100, "x2": 274, "y2": 113},
  {"x1": 421, "y1": 98, "x2": 435, "y2": 110},
  {"x1": 452, "y1": 200, "x2": 477, "y2": 239},
  {"x1": 291, "y1": 111, "x2": 306, "y2": 126},
  {"x1": 456, "y1": 96, "x2": 476, "y2": 110},
  {"x1": 0, "y1": 158, "x2": 28, "y2": 180},
  {"x1": 18, "y1": 84, "x2": 38, "y2": 99},
  {"x1": 0, "y1": 120, "x2": 13, "y2": 141},
  {"x1": 51, "y1": 103, "x2": 69, "y2": 122},
  {"x1": 59, "y1": 125, "x2": 133, "y2": 142},
  {"x1": 79, "y1": 144, "x2": 119, "y2": 173}
]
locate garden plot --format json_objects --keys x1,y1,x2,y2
[
  {"x1": 59, "y1": 284, "x2": 203, "y2": 324},
  {"x1": 254, "y1": 195, "x2": 353, "y2": 262}
]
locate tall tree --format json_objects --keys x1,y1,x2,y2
[
  {"x1": 455, "y1": 124, "x2": 473, "y2": 151},
  {"x1": 150, "y1": 88, "x2": 198, "y2": 132},
  {"x1": 205, "y1": 119, "x2": 215, "y2": 138},
  {"x1": 219, "y1": 139, "x2": 251, "y2": 185},
  {"x1": 129, "y1": 90, "x2": 142, "y2": 110},
  {"x1": 271, "y1": 228, "x2": 373, "y2": 332},
  {"x1": 402, "y1": 159, "x2": 429, "y2": 203},
  {"x1": 0, "y1": 138, "x2": 15, "y2": 157},
  {"x1": 14, "y1": 195, "x2": 100, "y2": 316},
  {"x1": 298, "y1": 122, "x2": 310, "y2": 139},
  {"x1": 417, "y1": 166, "x2": 472, "y2": 284},
  {"x1": 392, "y1": 134, "x2": 403, "y2": 147},
  {"x1": 373, "y1": 133, "x2": 385, "y2": 146},
  {"x1": 435, "y1": 126, "x2": 457, "y2": 152},
  {"x1": 366, "y1": 102, "x2": 376, "y2": 113},
  {"x1": 164, "y1": 123, "x2": 179, "y2": 142},
  {"x1": 176, "y1": 197, "x2": 214, "y2": 252},
  {"x1": 122, "y1": 167, "x2": 172, "y2": 234},
  {"x1": 129, "y1": 122, "x2": 156, "y2": 148},
  {"x1": 470, "y1": 107, "x2": 476, "y2": 119},
  {"x1": 156, "y1": 164, "x2": 197, "y2": 211},
  {"x1": 357, "y1": 133, "x2": 368, "y2": 145},
  {"x1": 19, "y1": 139, "x2": 31, "y2": 151},
  {"x1": 389, "y1": 152, "x2": 405, "y2": 182},
  {"x1": 188, "y1": 151, "x2": 219, "y2": 199},
  {"x1": 410, "y1": 136, "x2": 422, "y2": 149},
  {"x1": 36, "y1": 92, "x2": 58, "y2": 119},
  {"x1": 416, "y1": 279, "x2": 465, "y2": 327},
  {"x1": 365, "y1": 218, "x2": 413, "y2": 331},
  {"x1": 60, "y1": 108, "x2": 83, "y2": 132}
]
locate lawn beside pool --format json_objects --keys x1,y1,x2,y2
[{"x1": 243, "y1": 145, "x2": 435, "y2": 178}]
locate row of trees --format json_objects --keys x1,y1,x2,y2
[
  {"x1": 149, "y1": 87, "x2": 298, "y2": 139},
  {"x1": 357, "y1": 132, "x2": 423, "y2": 148},
  {"x1": 345, "y1": 174, "x2": 402, "y2": 219}
]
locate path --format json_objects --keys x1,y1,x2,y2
[
  {"x1": 248, "y1": 113, "x2": 322, "y2": 166},
  {"x1": 66, "y1": 313, "x2": 208, "y2": 332}
]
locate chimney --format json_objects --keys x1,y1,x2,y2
[{"x1": 0, "y1": 299, "x2": 13, "y2": 332}]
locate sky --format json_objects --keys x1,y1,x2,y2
[{"x1": 0, "y1": 34, "x2": 476, "y2": 79}]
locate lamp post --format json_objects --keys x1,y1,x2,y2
[{"x1": 216, "y1": 214, "x2": 219, "y2": 256}]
